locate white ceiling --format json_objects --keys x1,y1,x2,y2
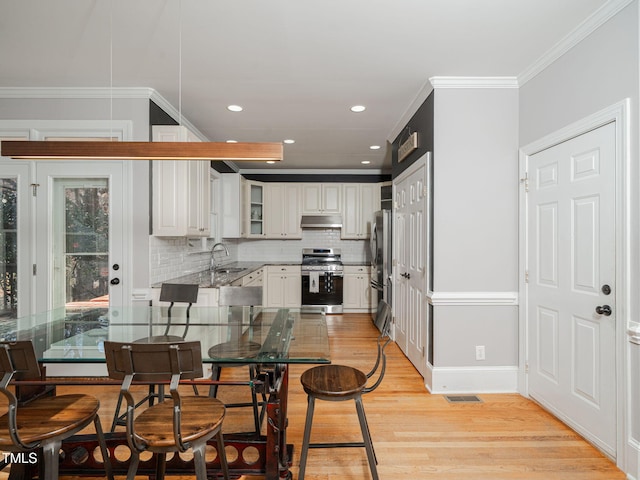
[{"x1": 0, "y1": 0, "x2": 610, "y2": 172}]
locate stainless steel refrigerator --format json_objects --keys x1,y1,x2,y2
[{"x1": 370, "y1": 209, "x2": 392, "y2": 324}]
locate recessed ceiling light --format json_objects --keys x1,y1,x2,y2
[
  {"x1": 361, "y1": 160, "x2": 371, "y2": 165},
  {"x1": 283, "y1": 139, "x2": 295, "y2": 144},
  {"x1": 369, "y1": 145, "x2": 381, "y2": 150},
  {"x1": 226, "y1": 140, "x2": 238, "y2": 143},
  {"x1": 350, "y1": 105, "x2": 366, "y2": 113},
  {"x1": 227, "y1": 105, "x2": 243, "y2": 112}
]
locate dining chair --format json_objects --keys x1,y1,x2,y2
[
  {"x1": 110, "y1": 282, "x2": 199, "y2": 431},
  {"x1": 207, "y1": 285, "x2": 266, "y2": 436},
  {"x1": 0, "y1": 340, "x2": 113, "y2": 480},
  {"x1": 297, "y1": 300, "x2": 392, "y2": 480},
  {"x1": 104, "y1": 340, "x2": 230, "y2": 480}
]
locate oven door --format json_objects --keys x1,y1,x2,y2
[{"x1": 301, "y1": 271, "x2": 343, "y2": 313}]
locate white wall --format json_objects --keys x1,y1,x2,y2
[{"x1": 518, "y1": 2, "x2": 639, "y2": 476}]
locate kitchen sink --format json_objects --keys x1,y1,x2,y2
[{"x1": 214, "y1": 267, "x2": 245, "y2": 274}]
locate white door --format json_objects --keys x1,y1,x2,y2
[
  {"x1": 35, "y1": 162, "x2": 125, "y2": 312},
  {"x1": 527, "y1": 122, "x2": 616, "y2": 456},
  {"x1": 394, "y1": 157, "x2": 429, "y2": 375}
]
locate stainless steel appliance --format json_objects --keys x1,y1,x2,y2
[
  {"x1": 370, "y1": 210, "x2": 392, "y2": 322},
  {"x1": 301, "y1": 248, "x2": 344, "y2": 314}
]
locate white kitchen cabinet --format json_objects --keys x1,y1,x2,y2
[
  {"x1": 264, "y1": 183, "x2": 302, "y2": 239},
  {"x1": 265, "y1": 265, "x2": 301, "y2": 308},
  {"x1": 301, "y1": 183, "x2": 341, "y2": 214},
  {"x1": 342, "y1": 184, "x2": 379, "y2": 239},
  {"x1": 343, "y1": 265, "x2": 373, "y2": 312},
  {"x1": 221, "y1": 173, "x2": 247, "y2": 238},
  {"x1": 152, "y1": 126, "x2": 210, "y2": 237}
]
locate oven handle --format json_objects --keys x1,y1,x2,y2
[{"x1": 301, "y1": 271, "x2": 344, "y2": 277}]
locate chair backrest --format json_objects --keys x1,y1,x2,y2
[
  {"x1": 159, "y1": 283, "x2": 199, "y2": 304},
  {"x1": 104, "y1": 340, "x2": 203, "y2": 382},
  {"x1": 217, "y1": 286, "x2": 263, "y2": 307},
  {"x1": 373, "y1": 300, "x2": 392, "y2": 337},
  {"x1": 0, "y1": 341, "x2": 43, "y2": 449},
  {"x1": 364, "y1": 300, "x2": 392, "y2": 394},
  {"x1": 0, "y1": 341, "x2": 41, "y2": 385}
]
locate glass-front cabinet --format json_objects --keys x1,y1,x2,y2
[{"x1": 247, "y1": 182, "x2": 264, "y2": 238}]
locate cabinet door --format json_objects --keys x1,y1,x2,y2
[
  {"x1": 341, "y1": 184, "x2": 360, "y2": 238},
  {"x1": 282, "y1": 273, "x2": 302, "y2": 307},
  {"x1": 322, "y1": 184, "x2": 342, "y2": 213},
  {"x1": 283, "y1": 184, "x2": 302, "y2": 238},
  {"x1": 343, "y1": 273, "x2": 360, "y2": 309},
  {"x1": 186, "y1": 161, "x2": 210, "y2": 237},
  {"x1": 264, "y1": 183, "x2": 285, "y2": 238},
  {"x1": 301, "y1": 184, "x2": 322, "y2": 214},
  {"x1": 152, "y1": 160, "x2": 187, "y2": 236},
  {"x1": 266, "y1": 269, "x2": 284, "y2": 307},
  {"x1": 359, "y1": 183, "x2": 378, "y2": 238}
]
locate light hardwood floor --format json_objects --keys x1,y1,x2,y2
[{"x1": 0, "y1": 313, "x2": 625, "y2": 479}]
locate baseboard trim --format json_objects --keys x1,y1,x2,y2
[{"x1": 429, "y1": 366, "x2": 518, "y2": 394}]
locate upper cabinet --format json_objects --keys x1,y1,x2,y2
[
  {"x1": 301, "y1": 183, "x2": 342, "y2": 214},
  {"x1": 152, "y1": 126, "x2": 210, "y2": 237},
  {"x1": 264, "y1": 183, "x2": 302, "y2": 239},
  {"x1": 221, "y1": 173, "x2": 246, "y2": 238},
  {"x1": 246, "y1": 181, "x2": 265, "y2": 238},
  {"x1": 341, "y1": 184, "x2": 379, "y2": 239}
]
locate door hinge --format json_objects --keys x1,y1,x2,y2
[
  {"x1": 32, "y1": 264, "x2": 37, "y2": 275},
  {"x1": 525, "y1": 363, "x2": 529, "y2": 374},
  {"x1": 525, "y1": 270, "x2": 529, "y2": 283},
  {"x1": 30, "y1": 183, "x2": 40, "y2": 196},
  {"x1": 520, "y1": 173, "x2": 529, "y2": 192}
]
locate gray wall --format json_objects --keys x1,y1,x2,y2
[{"x1": 432, "y1": 86, "x2": 519, "y2": 368}]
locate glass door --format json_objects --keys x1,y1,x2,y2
[
  {"x1": 0, "y1": 164, "x2": 30, "y2": 320},
  {"x1": 36, "y1": 163, "x2": 124, "y2": 312}
]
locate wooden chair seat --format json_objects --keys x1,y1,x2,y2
[
  {"x1": 133, "y1": 396, "x2": 226, "y2": 449},
  {"x1": 0, "y1": 394, "x2": 99, "y2": 446},
  {"x1": 300, "y1": 364, "x2": 367, "y2": 400},
  {"x1": 208, "y1": 341, "x2": 261, "y2": 360}
]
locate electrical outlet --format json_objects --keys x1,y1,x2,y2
[{"x1": 475, "y1": 345, "x2": 486, "y2": 361}]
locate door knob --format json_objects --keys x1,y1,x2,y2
[
  {"x1": 110, "y1": 278, "x2": 120, "y2": 285},
  {"x1": 595, "y1": 305, "x2": 612, "y2": 316}
]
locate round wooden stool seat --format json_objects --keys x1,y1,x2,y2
[
  {"x1": 0, "y1": 394, "x2": 100, "y2": 446},
  {"x1": 208, "y1": 341, "x2": 261, "y2": 360},
  {"x1": 134, "y1": 396, "x2": 226, "y2": 449},
  {"x1": 134, "y1": 335, "x2": 184, "y2": 344},
  {"x1": 300, "y1": 365, "x2": 367, "y2": 400}
]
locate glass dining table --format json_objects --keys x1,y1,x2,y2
[{"x1": 1, "y1": 304, "x2": 330, "y2": 480}]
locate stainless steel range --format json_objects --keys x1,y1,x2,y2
[{"x1": 301, "y1": 248, "x2": 343, "y2": 314}]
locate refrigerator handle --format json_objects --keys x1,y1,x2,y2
[{"x1": 370, "y1": 221, "x2": 377, "y2": 264}]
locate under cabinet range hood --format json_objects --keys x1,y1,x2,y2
[{"x1": 300, "y1": 215, "x2": 343, "y2": 229}]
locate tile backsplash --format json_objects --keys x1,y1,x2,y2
[{"x1": 149, "y1": 230, "x2": 370, "y2": 284}]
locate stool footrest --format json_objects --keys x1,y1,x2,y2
[{"x1": 309, "y1": 442, "x2": 366, "y2": 449}]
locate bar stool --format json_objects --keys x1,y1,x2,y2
[
  {"x1": 208, "y1": 285, "x2": 266, "y2": 436},
  {"x1": 105, "y1": 340, "x2": 229, "y2": 480},
  {"x1": 110, "y1": 283, "x2": 199, "y2": 431},
  {"x1": 298, "y1": 300, "x2": 392, "y2": 480},
  {"x1": 0, "y1": 341, "x2": 113, "y2": 480}
]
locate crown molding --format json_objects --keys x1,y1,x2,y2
[
  {"x1": 0, "y1": 86, "x2": 209, "y2": 141},
  {"x1": 429, "y1": 77, "x2": 519, "y2": 89},
  {"x1": 518, "y1": 0, "x2": 634, "y2": 85},
  {"x1": 0, "y1": 86, "x2": 155, "y2": 99},
  {"x1": 387, "y1": 77, "x2": 434, "y2": 143}
]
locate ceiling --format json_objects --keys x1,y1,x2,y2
[{"x1": 0, "y1": 0, "x2": 610, "y2": 172}]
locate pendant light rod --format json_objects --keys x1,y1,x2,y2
[{"x1": 1, "y1": 140, "x2": 283, "y2": 161}]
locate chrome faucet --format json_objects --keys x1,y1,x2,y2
[{"x1": 210, "y1": 242, "x2": 229, "y2": 271}]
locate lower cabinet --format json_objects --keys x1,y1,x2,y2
[
  {"x1": 265, "y1": 265, "x2": 301, "y2": 308},
  {"x1": 343, "y1": 266, "x2": 374, "y2": 312}
]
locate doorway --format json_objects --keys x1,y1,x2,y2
[{"x1": 520, "y1": 101, "x2": 630, "y2": 461}]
